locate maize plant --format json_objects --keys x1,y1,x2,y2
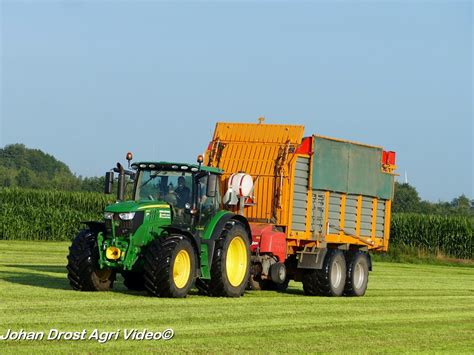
[
  {"x1": 390, "y1": 213, "x2": 473, "y2": 259},
  {"x1": 0, "y1": 188, "x2": 114, "y2": 241}
]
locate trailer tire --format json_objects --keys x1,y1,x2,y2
[
  {"x1": 302, "y1": 269, "x2": 320, "y2": 296},
  {"x1": 209, "y1": 222, "x2": 251, "y2": 297},
  {"x1": 122, "y1": 271, "x2": 146, "y2": 291},
  {"x1": 302, "y1": 249, "x2": 346, "y2": 297},
  {"x1": 144, "y1": 236, "x2": 196, "y2": 298},
  {"x1": 67, "y1": 229, "x2": 115, "y2": 291},
  {"x1": 344, "y1": 251, "x2": 369, "y2": 297}
]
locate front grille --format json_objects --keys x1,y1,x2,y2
[{"x1": 105, "y1": 212, "x2": 144, "y2": 237}]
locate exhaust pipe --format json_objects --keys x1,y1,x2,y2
[{"x1": 116, "y1": 162, "x2": 125, "y2": 201}]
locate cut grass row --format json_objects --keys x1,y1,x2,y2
[{"x1": 0, "y1": 240, "x2": 473, "y2": 353}]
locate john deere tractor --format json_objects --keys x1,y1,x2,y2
[{"x1": 66, "y1": 155, "x2": 251, "y2": 298}]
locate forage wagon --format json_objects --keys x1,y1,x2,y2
[{"x1": 205, "y1": 121, "x2": 396, "y2": 296}]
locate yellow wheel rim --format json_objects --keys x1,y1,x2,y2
[
  {"x1": 173, "y1": 249, "x2": 191, "y2": 289},
  {"x1": 226, "y1": 236, "x2": 248, "y2": 287}
]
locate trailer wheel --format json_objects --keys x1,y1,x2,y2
[
  {"x1": 209, "y1": 222, "x2": 251, "y2": 297},
  {"x1": 67, "y1": 229, "x2": 115, "y2": 291},
  {"x1": 344, "y1": 251, "x2": 369, "y2": 297},
  {"x1": 302, "y1": 249, "x2": 346, "y2": 297},
  {"x1": 302, "y1": 269, "x2": 320, "y2": 296},
  {"x1": 144, "y1": 236, "x2": 196, "y2": 298},
  {"x1": 270, "y1": 262, "x2": 287, "y2": 284},
  {"x1": 121, "y1": 271, "x2": 146, "y2": 291}
]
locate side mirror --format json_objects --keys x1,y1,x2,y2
[
  {"x1": 104, "y1": 172, "x2": 114, "y2": 194},
  {"x1": 206, "y1": 174, "x2": 217, "y2": 197}
]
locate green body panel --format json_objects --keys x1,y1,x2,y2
[
  {"x1": 99, "y1": 200, "x2": 172, "y2": 270},
  {"x1": 198, "y1": 210, "x2": 233, "y2": 279},
  {"x1": 104, "y1": 200, "x2": 170, "y2": 213},
  {"x1": 199, "y1": 244, "x2": 210, "y2": 279},
  {"x1": 312, "y1": 136, "x2": 394, "y2": 199}
]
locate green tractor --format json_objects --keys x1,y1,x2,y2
[{"x1": 66, "y1": 155, "x2": 251, "y2": 298}]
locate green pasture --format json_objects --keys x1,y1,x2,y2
[{"x1": 0, "y1": 241, "x2": 473, "y2": 353}]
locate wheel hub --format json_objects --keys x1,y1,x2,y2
[
  {"x1": 173, "y1": 249, "x2": 191, "y2": 289},
  {"x1": 226, "y1": 236, "x2": 248, "y2": 287}
]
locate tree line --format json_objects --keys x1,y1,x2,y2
[
  {"x1": 0, "y1": 144, "x2": 104, "y2": 192},
  {"x1": 392, "y1": 182, "x2": 472, "y2": 217}
]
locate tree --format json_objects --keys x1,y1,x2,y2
[
  {"x1": 392, "y1": 182, "x2": 421, "y2": 213},
  {"x1": 15, "y1": 168, "x2": 33, "y2": 188},
  {"x1": 451, "y1": 194, "x2": 471, "y2": 216}
]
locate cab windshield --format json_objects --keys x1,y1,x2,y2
[{"x1": 135, "y1": 170, "x2": 192, "y2": 209}]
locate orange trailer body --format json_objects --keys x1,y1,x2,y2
[{"x1": 205, "y1": 121, "x2": 396, "y2": 257}]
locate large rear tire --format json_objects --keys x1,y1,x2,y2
[
  {"x1": 344, "y1": 251, "x2": 369, "y2": 297},
  {"x1": 209, "y1": 222, "x2": 251, "y2": 297},
  {"x1": 144, "y1": 236, "x2": 196, "y2": 298},
  {"x1": 302, "y1": 249, "x2": 346, "y2": 297},
  {"x1": 66, "y1": 229, "x2": 115, "y2": 291}
]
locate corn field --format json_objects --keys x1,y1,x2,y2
[
  {"x1": 0, "y1": 188, "x2": 114, "y2": 241},
  {"x1": 0, "y1": 189, "x2": 472, "y2": 259},
  {"x1": 390, "y1": 213, "x2": 473, "y2": 259}
]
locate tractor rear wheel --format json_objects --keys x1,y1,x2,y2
[
  {"x1": 344, "y1": 251, "x2": 369, "y2": 296},
  {"x1": 302, "y1": 249, "x2": 346, "y2": 297},
  {"x1": 209, "y1": 222, "x2": 250, "y2": 297},
  {"x1": 144, "y1": 236, "x2": 196, "y2": 298},
  {"x1": 122, "y1": 271, "x2": 146, "y2": 291},
  {"x1": 67, "y1": 229, "x2": 115, "y2": 291}
]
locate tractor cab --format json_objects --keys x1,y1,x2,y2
[{"x1": 130, "y1": 161, "x2": 223, "y2": 228}]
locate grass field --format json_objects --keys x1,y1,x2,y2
[{"x1": 0, "y1": 241, "x2": 473, "y2": 354}]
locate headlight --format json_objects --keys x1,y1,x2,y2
[
  {"x1": 104, "y1": 212, "x2": 114, "y2": 220},
  {"x1": 119, "y1": 212, "x2": 136, "y2": 221}
]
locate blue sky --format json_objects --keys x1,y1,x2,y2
[{"x1": 0, "y1": 0, "x2": 472, "y2": 202}]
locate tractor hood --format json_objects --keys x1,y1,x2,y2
[{"x1": 105, "y1": 200, "x2": 170, "y2": 213}]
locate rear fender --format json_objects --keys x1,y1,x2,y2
[{"x1": 200, "y1": 212, "x2": 251, "y2": 278}]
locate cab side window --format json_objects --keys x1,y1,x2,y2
[{"x1": 197, "y1": 175, "x2": 221, "y2": 226}]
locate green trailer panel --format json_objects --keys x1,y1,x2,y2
[{"x1": 312, "y1": 136, "x2": 394, "y2": 199}]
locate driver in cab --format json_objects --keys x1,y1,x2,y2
[{"x1": 175, "y1": 176, "x2": 190, "y2": 212}]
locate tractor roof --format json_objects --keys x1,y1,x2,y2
[{"x1": 131, "y1": 161, "x2": 223, "y2": 174}]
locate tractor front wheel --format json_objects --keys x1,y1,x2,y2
[
  {"x1": 143, "y1": 236, "x2": 196, "y2": 298},
  {"x1": 209, "y1": 222, "x2": 251, "y2": 297},
  {"x1": 66, "y1": 229, "x2": 115, "y2": 291}
]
